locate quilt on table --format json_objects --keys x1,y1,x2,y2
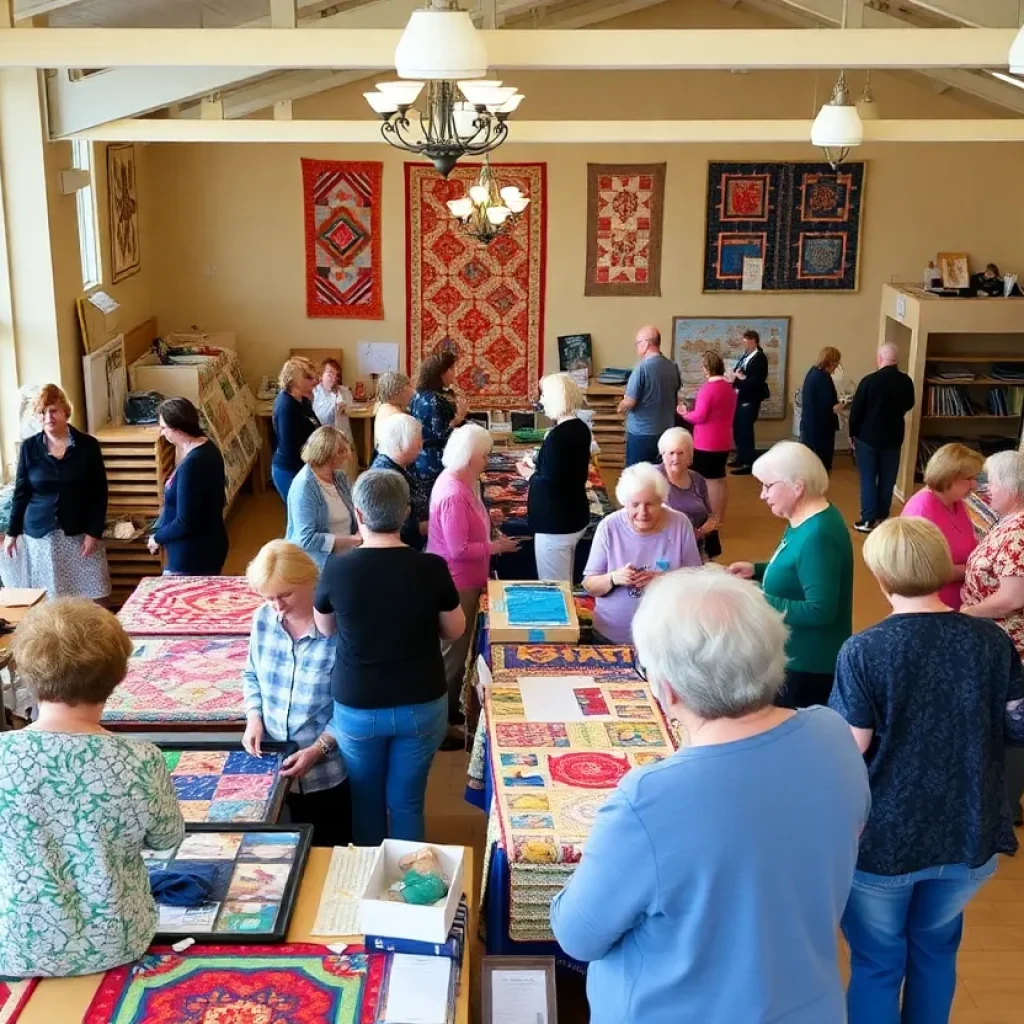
[
  {"x1": 490, "y1": 642, "x2": 635, "y2": 678},
  {"x1": 117, "y1": 576, "x2": 261, "y2": 636},
  {"x1": 84, "y1": 945, "x2": 385, "y2": 1024},
  {"x1": 704, "y1": 161, "x2": 865, "y2": 292},
  {"x1": 102, "y1": 636, "x2": 249, "y2": 726},
  {"x1": 0, "y1": 980, "x2": 36, "y2": 1024},
  {"x1": 302, "y1": 159, "x2": 384, "y2": 320},
  {"x1": 482, "y1": 451, "x2": 610, "y2": 535},
  {"x1": 406, "y1": 162, "x2": 546, "y2": 411},
  {"x1": 163, "y1": 749, "x2": 288, "y2": 823}
]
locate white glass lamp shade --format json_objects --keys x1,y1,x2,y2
[
  {"x1": 396, "y1": 9, "x2": 488, "y2": 80},
  {"x1": 499, "y1": 186, "x2": 521, "y2": 203},
  {"x1": 364, "y1": 91, "x2": 399, "y2": 115},
  {"x1": 810, "y1": 101, "x2": 863, "y2": 149},
  {"x1": 482, "y1": 87, "x2": 518, "y2": 111},
  {"x1": 497, "y1": 93, "x2": 524, "y2": 115},
  {"x1": 447, "y1": 197, "x2": 474, "y2": 218},
  {"x1": 469, "y1": 184, "x2": 490, "y2": 204},
  {"x1": 375, "y1": 80, "x2": 424, "y2": 106},
  {"x1": 486, "y1": 206, "x2": 512, "y2": 225},
  {"x1": 505, "y1": 195, "x2": 530, "y2": 214},
  {"x1": 1011, "y1": 26, "x2": 1024, "y2": 74},
  {"x1": 453, "y1": 102, "x2": 479, "y2": 137},
  {"x1": 457, "y1": 80, "x2": 505, "y2": 106}
]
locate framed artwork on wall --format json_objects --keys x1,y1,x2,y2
[
  {"x1": 937, "y1": 252, "x2": 970, "y2": 290},
  {"x1": 107, "y1": 143, "x2": 140, "y2": 283},
  {"x1": 672, "y1": 316, "x2": 790, "y2": 420}
]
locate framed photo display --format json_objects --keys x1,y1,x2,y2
[
  {"x1": 143, "y1": 824, "x2": 312, "y2": 943},
  {"x1": 482, "y1": 956, "x2": 558, "y2": 1024}
]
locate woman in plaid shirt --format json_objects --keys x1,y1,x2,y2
[{"x1": 242, "y1": 540, "x2": 350, "y2": 846}]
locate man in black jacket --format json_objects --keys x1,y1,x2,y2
[
  {"x1": 848, "y1": 342, "x2": 916, "y2": 532},
  {"x1": 729, "y1": 329, "x2": 770, "y2": 475}
]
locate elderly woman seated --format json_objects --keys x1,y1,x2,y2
[
  {"x1": 551, "y1": 569, "x2": 869, "y2": 1023},
  {"x1": 371, "y1": 413, "x2": 429, "y2": 549},
  {"x1": 729, "y1": 441, "x2": 853, "y2": 709},
  {"x1": 0, "y1": 599, "x2": 185, "y2": 978},
  {"x1": 657, "y1": 426, "x2": 719, "y2": 559},
  {"x1": 582, "y1": 461, "x2": 701, "y2": 645},
  {"x1": 374, "y1": 370, "x2": 414, "y2": 442},
  {"x1": 285, "y1": 426, "x2": 360, "y2": 570},
  {"x1": 243, "y1": 540, "x2": 348, "y2": 847}
]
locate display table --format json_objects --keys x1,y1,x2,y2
[{"x1": 18, "y1": 846, "x2": 474, "y2": 1024}]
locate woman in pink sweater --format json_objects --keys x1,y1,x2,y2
[
  {"x1": 679, "y1": 350, "x2": 738, "y2": 523},
  {"x1": 427, "y1": 424, "x2": 518, "y2": 744}
]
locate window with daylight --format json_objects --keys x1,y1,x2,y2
[{"x1": 72, "y1": 140, "x2": 101, "y2": 289}]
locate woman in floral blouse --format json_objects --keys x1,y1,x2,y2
[
  {"x1": 409, "y1": 351, "x2": 468, "y2": 493},
  {"x1": 0, "y1": 599, "x2": 185, "y2": 978},
  {"x1": 962, "y1": 449, "x2": 1024, "y2": 826}
]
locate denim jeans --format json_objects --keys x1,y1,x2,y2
[
  {"x1": 624, "y1": 432, "x2": 661, "y2": 467},
  {"x1": 842, "y1": 858, "x2": 997, "y2": 1024},
  {"x1": 271, "y1": 464, "x2": 297, "y2": 503},
  {"x1": 732, "y1": 401, "x2": 761, "y2": 467},
  {"x1": 854, "y1": 440, "x2": 901, "y2": 523},
  {"x1": 331, "y1": 696, "x2": 447, "y2": 846}
]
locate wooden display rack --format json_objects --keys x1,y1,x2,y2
[
  {"x1": 880, "y1": 284, "x2": 1024, "y2": 502},
  {"x1": 586, "y1": 382, "x2": 626, "y2": 470}
]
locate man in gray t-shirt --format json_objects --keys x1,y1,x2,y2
[{"x1": 618, "y1": 325, "x2": 682, "y2": 466}]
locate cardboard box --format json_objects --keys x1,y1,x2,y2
[
  {"x1": 359, "y1": 840, "x2": 466, "y2": 944},
  {"x1": 486, "y1": 579, "x2": 580, "y2": 644}
]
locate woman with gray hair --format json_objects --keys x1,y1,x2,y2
[
  {"x1": 729, "y1": 441, "x2": 853, "y2": 708},
  {"x1": 313, "y1": 469, "x2": 465, "y2": 845},
  {"x1": 551, "y1": 569, "x2": 869, "y2": 1024},
  {"x1": 582, "y1": 461, "x2": 701, "y2": 644},
  {"x1": 962, "y1": 448, "x2": 1024, "y2": 825},
  {"x1": 371, "y1": 413, "x2": 429, "y2": 549}
]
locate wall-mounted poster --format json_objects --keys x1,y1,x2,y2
[
  {"x1": 107, "y1": 143, "x2": 140, "y2": 283},
  {"x1": 557, "y1": 334, "x2": 593, "y2": 376},
  {"x1": 672, "y1": 317, "x2": 790, "y2": 420}
]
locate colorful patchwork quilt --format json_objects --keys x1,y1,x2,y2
[
  {"x1": 117, "y1": 576, "x2": 261, "y2": 636},
  {"x1": 0, "y1": 979, "x2": 36, "y2": 1024},
  {"x1": 84, "y1": 945, "x2": 385, "y2": 1024},
  {"x1": 162, "y1": 748, "x2": 289, "y2": 824},
  {"x1": 102, "y1": 636, "x2": 249, "y2": 728}
]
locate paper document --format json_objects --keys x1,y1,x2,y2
[
  {"x1": 491, "y1": 969, "x2": 551, "y2": 1024},
  {"x1": 382, "y1": 954, "x2": 452, "y2": 1024},
  {"x1": 357, "y1": 341, "x2": 399, "y2": 377},
  {"x1": 475, "y1": 654, "x2": 494, "y2": 703},
  {"x1": 311, "y1": 845, "x2": 378, "y2": 936},
  {"x1": 518, "y1": 676, "x2": 608, "y2": 722}
]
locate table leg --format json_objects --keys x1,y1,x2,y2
[{"x1": 255, "y1": 416, "x2": 271, "y2": 493}]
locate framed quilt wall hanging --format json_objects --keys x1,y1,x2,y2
[
  {"x1": 406, "y1": 162, "x2": 547, "y2": 411},
  {"x1": 302, "y1": 159, "x2": 384, "y2": 319},
  {"x1": 703, "y1": 161, "x2": 865, "y2": 292}
]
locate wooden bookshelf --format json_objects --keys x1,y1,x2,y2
[{"x1": 586, "y1": 382, "x2": 626, "y2": 470}]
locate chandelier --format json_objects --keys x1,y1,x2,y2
[
  {"x1": 446, "y1": 158, "x2": 530, "y2": 244},
  {"x1": 363, "y1": 0, "x2": 524, "y2": 178}
]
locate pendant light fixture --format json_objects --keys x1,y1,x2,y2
[
  {"x1": 810, "y1": 0, "x2": 863, "y2": 168},
  {"x1": 856, "y1": 71, "x2": 879, "y2": 120},
  {"x1": 446, "y1": 157, "x2": 530, "y2": 245}
]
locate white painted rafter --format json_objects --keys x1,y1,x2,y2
[{"x1": 897, "y1": 1, "x2": 1020, "y2": 28}]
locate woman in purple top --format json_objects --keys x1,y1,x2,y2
[
  {"x1": 658, "y1": 427, "x2": 718, "y2": 560},
  {"x1": 583, "y1": 462, "x2": 702, "y2": 644}
]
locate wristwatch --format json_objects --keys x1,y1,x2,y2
[{"x1": 316, "y1": 736, "x2": 333, "y2": 760}]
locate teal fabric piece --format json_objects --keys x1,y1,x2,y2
[{"x1": 505, "y1": 584, "x2": 570, "y2": 626}]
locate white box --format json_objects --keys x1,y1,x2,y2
[{"x1": 359, "y1": 840, "x2": 465, "y2": 944}]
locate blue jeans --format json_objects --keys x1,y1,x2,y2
[
  {"x1": 842, "y1": 858, "x2": 997, "y2": 1024},
  {"x1": 854, "y1": 440, "x2": 901, "y2": 523},
  {"x1": 271, "y1": 464, "x2": 297, "y2": 503},
  {"x1": 625, "y1": 432, "x2": 661, "y2": 467},
  {"x1": 331, "y1": 696, "x2": 447, "y2": 846},
  {"x1": 732, "y1": 401, "x2": 760, "y2": 467}
]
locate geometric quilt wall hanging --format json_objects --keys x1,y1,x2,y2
[
  {"x1": 703, "y1": 161, "x2": 865, "y2": 292},
  {"x1": 302, "y1": 159, "x2": 384, "y2": 319},
  {"x1": 585, "y1": 163, "x2": 665, "y2": 297},
  {"x1": 405, "y1": 162, "x2": 547, "y2": 410}
]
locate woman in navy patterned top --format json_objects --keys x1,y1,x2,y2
[
  {"x1": 408, "y1": 351, "x2": 467, "y2": 492},
  {"x1": 829, "y1": 517, "x2": 1024, "y2": 1024}
]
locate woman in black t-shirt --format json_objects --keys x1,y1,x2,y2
[
  {"x1": 311, "y1": 469, "x2": 465, "y2": 846},
  {"x1": 517, "y1": 373, "x2": 592, "y2": 583}
]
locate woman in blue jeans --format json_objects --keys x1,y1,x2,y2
[
  {"x1": 829, "y1": 517, "x2": 1024, "y2": 1023},
  {"x1": 312, "y1": 469, "x2": 465, "y2": 845}
]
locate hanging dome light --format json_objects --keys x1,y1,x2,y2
[
  {"x1": 394, "y1": 0, "x2": 488, "y2": 80},
  {"x1": 856, "y1": 71, "x2": 880, "y2": 120},
  {"x1": 811, "y1": 71, "x2": 863, "y2": 168}
]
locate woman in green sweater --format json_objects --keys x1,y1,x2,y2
[{"x1": 729, "y1": 441, "x2": 853, "y2": 708}]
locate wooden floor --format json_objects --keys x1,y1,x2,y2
[{"x1": 226, "y1": 455, "x2": 1023, "y2": 1024}]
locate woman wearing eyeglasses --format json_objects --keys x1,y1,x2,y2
[{"x1": 728, "y1": 441, "x2": 853, "y2": 709}]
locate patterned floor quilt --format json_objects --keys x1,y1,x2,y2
[{"x1": 117, "y1": 576, "x2": 261, "y2": 636}]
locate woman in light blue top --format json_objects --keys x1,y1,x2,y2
[
  {"x1": 285, "y1": 426, "x2": 360, "y2": 570},
  {"x1": 550, "y1": 568, "x2": 870, "y2": 1024}
]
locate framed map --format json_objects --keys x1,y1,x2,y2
[{"x1": 671, "y1": 316, "x2": 790, "y2": 420}]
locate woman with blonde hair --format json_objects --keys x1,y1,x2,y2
[
  {"x1": 901, "y1": 442, "x2": 984, "y2": 609},
  {"x1": 830, "y1": 517, "x2": 1024, "y2": 1022},
  {"x1": 1, "y1": 383, "x2": 110, "y2": 600},
  {"x1": 0, "y1": 599, "x2": 185, "y2": 977},
  {"x1": 374, "y1": 370, "x2": 415, "y2": 440},
  {"x1": 729, "y1": 441, "x2": 853, "y2": 708},
  {"x1": 243, "y1": 541, "x2": 348, "y2": 846},
  {"x1": 516, "y1": 372, "x2": 593, "y2": 582},
  {"x1": 285, "y1": 426, "x2": 360, "y2": 570},
  {"x1": 271, "y1": 356, "x2": 320, "y2": 500},
  {"x1": 799, "y1": 346, "x2": 843, "y2": 473},
  {"x1": 583, "y1": 462, "x2": 701, "y2": 644}
]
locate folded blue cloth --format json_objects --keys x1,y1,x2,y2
[{"x1": 149, "y1": 865, "x2": 220, "y2": 907}]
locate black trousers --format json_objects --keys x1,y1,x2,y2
[
  {"x1": 801, "y1": 434, "x2": 835, "y2": 474},
  {"x1": 284, "y1": 780, "x2": 353, "y2": 847},
  {"x1": 777, "y1": 670, "x2": 834, "y2": 709},
  {"x1": 733, "y1": 401, "x2": 761, "y2": 467}
]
